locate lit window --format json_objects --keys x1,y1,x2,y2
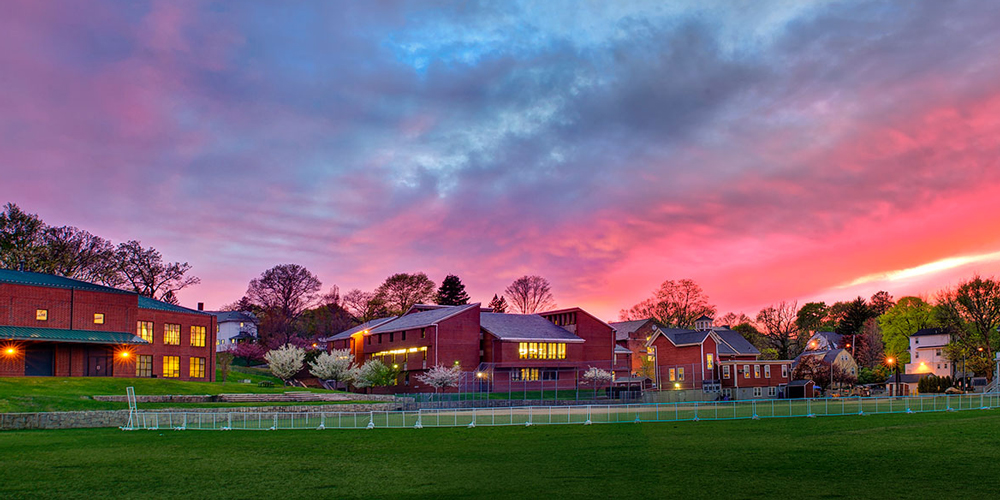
[
  {"x1": 36, "y1": 309, "x2": 48, "y2": 321},
  {"x1": 512, "y1": 368, "x2": 539, "y2": 381},
  {"x1": 137, "y1": 321, "x2": 153, "y2": 343},
  {"x1": 678, "y1": 367, "x2": 684, "y2": 381},
  {"x1": 781, "y1": 364, "x2": 789, "y2": 378},
  {"x1": 164, "y1": 324, "x2": 180, "y2": 345},
  {"x1": 189, "y1": 357, "x2": 206, "y2": 378},
  {"x1": 764, "y1": 365, "x2": 771, "y2": 378},
  {"x1": 722, "y1": 365, "x2": 731, "y2": 379},
  {"x1": 94, "y1": 313, "x2": 105, "y2": 324},
  {"x1": 706, "y1": 353, "x2": 713, "y2": 369},
  {"x1": 754, "y1": 365, "x2": 760, "y2": 378},
  {"x1": 669, "y1": 368, "x2": 676, "y2": 382},
  {"x1": 518, "y1": 342, "x2": 567, "y2": 360},
  {"x1": 163, "y1": 356, "x2": 180, "y2": 378},
  {"x1": 136, "y1": 355, "x2": 153, "y2": 377},
  {"x1": 190, "y1": 326, "x2": 206, "y2": 347},
  {"x1": 744, "y1": 365, "x2": 750, "y2": 378}
]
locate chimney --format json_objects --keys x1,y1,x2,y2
[{"x1": 197, "y1": 302, "x2": 204, "y2": 311}]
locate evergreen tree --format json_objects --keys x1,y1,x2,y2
[
  {"x1": 488, "y1": 294, "x2": 508, "y2": 313},
  {"x1": 435, "y1": 274, "x2": 470, "y2": 305}
]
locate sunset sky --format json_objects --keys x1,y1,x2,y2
[{"x1": 3, "y1": 1, "x2": 1000, "y2": 321}]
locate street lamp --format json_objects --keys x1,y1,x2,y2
[{"x1": 886, "y1": 356, "x2": 899, "y2": 397}]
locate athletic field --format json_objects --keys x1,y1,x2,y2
[{"x1": 2, "y1": 410, "x2": 998, "y2": 499}]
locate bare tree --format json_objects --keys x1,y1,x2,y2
[
  {"x1": 343, "y1": 288, "x2": 389, "y2": 322},
  {"x1": 620, "y1": 279, "x2": 715, "y2": 328},
  {"x1": 375, "y1": 272, "x2": 436, "y2": 314},
  {"x1": 113, "y1": 240, "x2": 200, "y2": 302},
  {"x1": 756, "y1": 301, "x2": 802, "y2": 360},
  {"x1": 246, "y1": 264, "x2": 322, "y2": 345},
  {"x1": 505, "y1": 275, "x2": 555, "y2": 314}
]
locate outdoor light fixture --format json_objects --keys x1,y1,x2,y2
[
  {"x1": 4, "y1": 347, "x2": 16, "y2": 356},
  {"x1": 120, "y1": 351, "x2": 130, "y2": 358},
  {"x1": 674, "y1": 383, "x2": 681, "y2": 389}
]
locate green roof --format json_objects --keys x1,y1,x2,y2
[
  {"x1": 137, "y1": 296, "x2": 208, "y2": 315},
  {"x1": 0, "y1": 326, "x2": 149, "y2": 345},
  {"x1": 0, "y1": 270, "x2": 133, "y2": 295}
]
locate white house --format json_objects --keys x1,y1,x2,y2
[
  {"x1": 905, "y1": 328, "x2": 951, "y2": 377},
  {"x1": 208, "y1": 311, "x2": 258, "y2": 352}
]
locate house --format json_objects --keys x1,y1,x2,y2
[
  {"x1": 323, "y1": 303, "x2": 617, "y2": 393},
  {"x1": 885, "y1": 373, "x2": 923, "y2": 396},
  {"x1": 208, "y1": 310, "x2": 257, "y2": 352},
  {"x1": 609, "y1": 318, "x2": 659, "y2": 378},
  {"x1": 794, "y1": 348, "x2": 859, "y2": 388},
  {"x1": 905, "y1": 328, "x2": 951, "y2": 377},
  {"x1": 0, "y1": 270, "x2": 216, "y2": 381},
  {"x1": 642, "y1": 316, "x2": 791, "y2": 398}
]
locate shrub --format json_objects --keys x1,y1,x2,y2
[
  {"x1": 264, "y1": 345, "x2": 306, "y2": 382},
  {"x1": 308, "y1": 349, "x2": 356, "y2": 386},
  {"x1": 416, "y1": 365, "x2": 462, "y2": 393}
]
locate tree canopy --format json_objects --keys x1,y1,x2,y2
[
  {"x1": 504, "y1": 275, "x2": 555, "y2": 314},
  {"x1": 620, "y1": 279, "x2": 716, "y2": 328},
  {"x1": 376, "y1": 272, "x2": 436, "y2": 315},
  {"x1": 435, "y1": 274, "x2": 470, "y2": 306},
  {"x1": 246, "y1": 264, "x2": 322, "y2": 346},
  {"x1": 878, "y1": 296, "x2": 933, "y2": 364}
]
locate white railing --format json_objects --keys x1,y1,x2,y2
[{"x1": 123, "y1": 393, "x2": 1000, "y2": 431}]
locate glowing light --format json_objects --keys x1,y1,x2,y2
[
  {"x1": 476, "y1": 372, "x2": 483, "y2": 378},
  {"x1": 4, "y1": 347, "x2": 15, "y2": 356},
  {"x1": 886, "y1": 357, "x2": 895, "y2": 365},
  {"x1": 120, "y1": 351, "x2": 130, "y2": 358},
  {"x1": 392, "y1": 364, "x2": 399, "y2": 369},
  {"x1": 674, "y1": 383, "x2": 681, "y2": 389}
]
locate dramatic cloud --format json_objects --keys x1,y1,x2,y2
[{"x1": 3, "y1": 0, "x2": 1000, "y2": 319}]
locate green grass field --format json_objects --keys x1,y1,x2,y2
[
  {"x1": 1, "y1": 410, "x2": 998, "y2": 499},
  {"x1": 0, "y1": 367, "x2": 342, "y2": 413}
]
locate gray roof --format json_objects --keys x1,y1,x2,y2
[
  {"x1": 652, "y1": 328, "x2": 711, "y2": 346},
  {"x1": 614, "y1": 345, "x2": 632, "y2": 354},
  {"x1": 884, "y1": 373, "x2": 926, "y2": 384},
  {"x1": 320, "y1": 317, "x2": 397, "y2": 342},
  {"x1": 208, "y1": 311, "x2": 256, "y2": 324},
  {"x1": 696, "y1": 315, "x2": 714, "y2": 322},
  {"x1": 370, "y1": 304, "x2": 480, "y2": 334},
  {"x1": 609, "y1": 319, "x2": 653, "y2": 341},
  {"x1": 794, "y1": 348, "x2": 853, "y2": 365},
  {"x1": 911, "y1": 328, "x2": 948, "y2": 337},
  {"x1": 787, "y1": 379, "x2": 814, "y2": 387},
  {"x1": 480, "y1": 313, "x2": 584, "y2": 343},
  {"x1": 811, "y1": 331, "x2": 843, "y2": 347},
  {"x1": 713, "y1": 328, "x2": 760, "y2": 356}
]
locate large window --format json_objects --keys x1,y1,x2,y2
[
  {"x1": 189, "y1": 357, "x2": 206, "y2": 378},
  {"x1": 164, "y1": 324, "x2": 180, "y2": 345},
  {"x1": 137, "y1": 321, "x2": 154, "y2": 343},
  {"x1": 136, "y1": 355, "x2": 153, "y2": 377},
  {"x1": 706, "y1": 353, "x2": 714, "y2": 370},
  {"x1": 190, "y1": 326, "x2": 206, "y2": 347},
  {"x1": 512, "y1": 368, "x2": 540, "y2": 381},
  {"x1": 517, "y1": 342, "x2": 567, "y2": 360},
  {"x1": 163, "y1": 356, "x2": 179, "y2": 378}
]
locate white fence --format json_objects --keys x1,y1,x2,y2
[{"x1": 124, "y1": 393, "x2": 1000, "y2": 431}]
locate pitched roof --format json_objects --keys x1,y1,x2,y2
[
  {"x1": 609, "y1": 319, "x2": 653, "y2": 341},
  {"x1": 884, "y1": 373, "x2": 926, "y2": 384},
  {"x1": 911, "y1": 327, "x2": 948, "y2": 337},
  {"x1": 319, "y1": 317, "x2": 397, "y2": 342},
  {"x1": 648, "y1": 327, "x2": 711, "y2": 347},
  {"x1": 0, "y1": 269, "x2": 132, "y2": 295},
  {"x1": 821, "y1": 348, "x2": 853, "y2": 364},
  {"x1": 614, "y1": 345, "x2": 632, "y2": 354},
  {"x1": 713, "y1": 328, "x2": 760, "y2": 356},
  {"x1": 208, "y1": 311, "x2": 257, "y2": 323},
  {"x1": 137, "y1": 295, "x2": 209, "y2": 315},
  {"x1": 0, "y1": 325, "x2": 148, "y2": 345},
  {"x1": 539, "y1": 307, "x2": 615, "y2": 331},
  {"x1": 480, "y1": 313, "x2": 585, "y2": 342},
  {"x1": 370, "y1": 304, "x2": 480, "y2": 334},
  {"x1": 696, "y1": 315, "x2": 714, "y2": 322}
]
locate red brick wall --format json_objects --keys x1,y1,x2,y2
[
  {"x1": 0, "y1": 284, "x2": 138, "y2": 331},
  {"x1": 574, "y1": 311, "x2": 615, "y2": 365},
  {"x1": 133, "y1": 308, "x2": 217, "y2": 382},
  {"x1": 720, "y1": 362, "x2": 791, "y2": 388}
]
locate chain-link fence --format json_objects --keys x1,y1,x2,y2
[{"x1": 124, "y1": 392, "x2": 999, "y2": 431}]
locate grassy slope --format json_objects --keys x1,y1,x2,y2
[
  {"x1": 1, "y1": 411, "x2": 998, "y2": 499},
  {"x1": 0, "y1": 367, "x2": 339, "y2": 412}
]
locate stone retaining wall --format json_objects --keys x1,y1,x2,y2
[
  {"x1": 93, "y1": 395, "x2": 214, "y2": 403},
  {"x1": 0, "y1": 403, "x2": 404, "y2": 431}
]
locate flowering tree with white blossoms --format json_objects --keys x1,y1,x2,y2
[
  {"x1": 308, "y1": 349, "x2": 356, "y2": 388},
  {"x1": 582, "y1": 366, "x2": 614, "y2": 398},
  {"x1": 354, "y1": 359, "x2": 398, "y2": 389},
  {"x1": 264, "y1": 344, "x2": 305, "y2": 383},
  {"x1": 415, "y1": 364, "x2": 462, "y2": 394}
]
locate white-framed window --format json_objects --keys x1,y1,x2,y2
[
  {"x1": 754, "y1": 365, "x2": 760, "y2": 378},
  {"x1": 744, "y1": 365, "x2": 750, "y2": 378},
  {"x1": 768, "y1": 386, "x2": 777, "y2": 397},
  {"x1": 678, "y1": 367, "x2": 685, "y2": 381},
  {"x1": 706, "y1": 353, "x2": 714, "y2": 369},
  {"x1": 723, "y1": 388, "x2": 732, "y2": 397},
  {"x1": 753, "y1": 387, "x2": 763, "y2": 397},
  {"x1": 781, "y1": 364, "x2": 788, "y2": 378},
  {"x1": 722, "y1": 365, "x2": 731, "y2": 379},
  {"x1": 764, "y1": 365, "x2": 771, "y2": 378},
  {"x1": 669, "y1": 368, "x2": 676, "y2": 382}
]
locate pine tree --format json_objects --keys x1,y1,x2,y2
[
  {"x1": 435, "y1": 274, "x2": 470, "y2": 305},
  {"x1": 488, "y1": 294, "x2": 508, "y2": 313}
]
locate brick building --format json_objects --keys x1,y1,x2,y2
[
  {"x1": 322, "y1": 304, "x2": 617, "y2": 393},
  {"x1": 0, "y1": 270, "x2": 216, "y2": 381}
]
